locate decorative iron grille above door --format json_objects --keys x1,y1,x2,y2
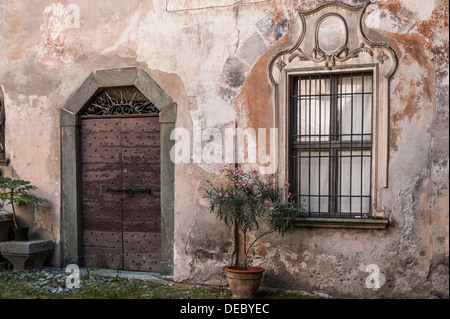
[{"x1": 83, "y1": 86, "x2": 160, "y2": 116}]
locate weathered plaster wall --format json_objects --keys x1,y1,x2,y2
[{"x1": 0, "y1": 0, "x2": 448, "y2": 298}]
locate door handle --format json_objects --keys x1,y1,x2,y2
[
  {"x1": 102, "y1": 185, "x2": 121, "y2": 193},
  {"x1": 102, "y1": 185, "x2": 152, "y2": 195},
  {"x1": 126, "y1": 187, "x2": 135, "y2": 197}
]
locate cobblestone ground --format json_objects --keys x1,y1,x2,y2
[{"x1": 17, "y1": 267, "x2": 77, "y2": 294}]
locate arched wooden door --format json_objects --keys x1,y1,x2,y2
[{"x1": 80, "y1": 87, "x2": 161, "y2": 272}]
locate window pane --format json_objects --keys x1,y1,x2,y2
[
  {"x1": 311, "y1": 96, "x2": 320, "y2": 140},
  {"x1": 321, "y1": 96, "x2": 331, "y2": 140},
  {"x1": 341, "y1": 75, "x2": 352, "y2": 94},
  {"x1": 300, "y1": 78, "x2": 309, "y2": 96},
  {"x1": 299, "y1": 76, "x2": 330, "y2": 142},
  {"x1": 293, "y1": 98, "x2": 300, "y2": 138},
  {"x1": 338, "y1": 75, "x2": 373, "y2": 142},
  {"x1": 352, "y1": 75, "x2": 363, "y2": 93},
  {"x1": 298, "y1": 151, "x2": 329, "y2": 214},
  {"x1": 363, "y1": 94, "x2": 372, "y2": 141},
  {"x1": 340, "y1": 94, "x2": 352, "y2": 140},
  {"x1": 364, "y1": 74, "x2": 373, "y2": 92},
  {"x1": 300, "y1": 98, "x2": 308, "y2": 140},
  {"x1": 341, "y1": 73, "x2": 372, "y2": 93},
  {"x1": 337, "y1": 150, "x2": 371, "y2": 216},
  {"x1": 321, "y1": 77, "x2": 331, "y2": 95},
  {"x1": 312, "y1": 96, "x2": 325, "y2": 142},
  {"x1": 352, "y1": 94, "x2": 363, "y2": 136}
]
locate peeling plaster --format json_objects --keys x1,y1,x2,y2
[
  {"x1": 0, "y1": 0, "x2": 447, "y2": 298},
  {"x1": 101, "y1": 11, "x2": 140, "y2": 55},
  {"x1": 39, "y1": 3, "x2": 77, "y2": 66}
]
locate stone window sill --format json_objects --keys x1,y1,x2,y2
[{"x1": 294, "y1": 217, "x2": 389, "y2": 230}]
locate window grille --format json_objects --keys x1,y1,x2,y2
[{"x1": 289, "y1": 72, "x2": 373, "y2": 218}]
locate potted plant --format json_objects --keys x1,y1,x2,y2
[
  {"x1": 202, "y1": 166, "x2": 306, "y2": 298},
  {"x1": 0, "y1": 177, "x2": 50, "y2": 241}
]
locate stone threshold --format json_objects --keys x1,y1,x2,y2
[{"x1": 79, "y1": 268, "x2": 173, "y2": 285}]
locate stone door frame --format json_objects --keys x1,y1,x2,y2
[{"x1": 60, "y1": 67, "x2": 176, "y2": 274}]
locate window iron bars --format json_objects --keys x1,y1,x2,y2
[{"x1": 289, "y1": 72, "x2": 373, "y2": 218}]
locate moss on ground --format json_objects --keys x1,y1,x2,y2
[{"x1": 0, "y1": 269, "x2": 315, "y2": 299}]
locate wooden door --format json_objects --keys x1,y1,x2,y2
[{"x1": 81, "y1": 116, "x2": 161, "y2": 272}]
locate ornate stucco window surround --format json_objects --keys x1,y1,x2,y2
[{"x1": 269, "y1": 2, "x2": 397, "y2": 229}]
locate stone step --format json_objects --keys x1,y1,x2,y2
[{"x1": 0, "y1": 240, "x2": 54, "y2": 271}]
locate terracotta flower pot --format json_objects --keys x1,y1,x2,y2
[{"x1": 225, "y1": 266, "x2": 265, "y2": 299}]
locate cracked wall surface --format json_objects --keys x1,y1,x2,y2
[{"x1": 0, "y1": 0, "x2": 448, "y2": 298}]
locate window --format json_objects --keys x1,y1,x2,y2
[
  {"x1": 289, "y1": 72, "x2": 373, "y2": 218},
  {"x1": 269, "y1": 2, "x2": 396, "y2": 225}
]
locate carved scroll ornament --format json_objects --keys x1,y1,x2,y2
[
  {"x1": 288, "y1": 42, "x2": 373, "y2": 70},
  {"x1": 269, "y1": 2, "x2": 397, "y2": 78},
  {"x1": 288, "y1": 13, "x2": 373, "y2": 69}
]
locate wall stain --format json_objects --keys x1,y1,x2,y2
[{"x1": 386, "y1": 32, "x2": 437, "y2": 147}]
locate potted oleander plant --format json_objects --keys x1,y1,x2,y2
[
  {"x1": 202, "y1": 166, "x2": 306, "y2": 299},
  {"x1": 0, "y1": 177, "x2": 50, "y2": 241}
]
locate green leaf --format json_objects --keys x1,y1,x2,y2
[{"x1": 0, "y1": 177, "x2": 51, "y2": 214}]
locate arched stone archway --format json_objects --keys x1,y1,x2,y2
[{"x1": 60, "y1": 67, "x2": 176, "y2": 274}]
